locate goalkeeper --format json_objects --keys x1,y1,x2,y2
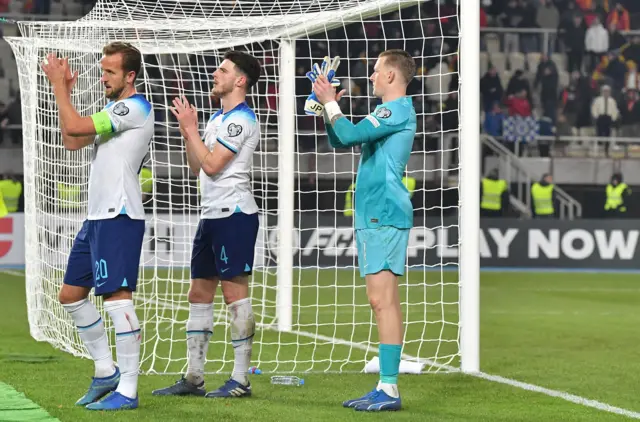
[{"x1": 311, "y1": 49, "x2": 417, "y2": 412}]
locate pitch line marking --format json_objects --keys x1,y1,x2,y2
[{"x1": 141, "y1": 294, "x2": 640, "y2": 419}]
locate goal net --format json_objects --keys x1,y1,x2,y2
[{"x1": 8, "y1": 0, "x2": 470, "y2": 374}]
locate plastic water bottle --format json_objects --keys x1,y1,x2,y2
[
  {"x1": 248, "y1": 366, "x2": 262, "y2": 375},
  {"x1": 270, "y1": 376, "x2": 304, "y2": 386}
]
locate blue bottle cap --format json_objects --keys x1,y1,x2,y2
[{"x1": 299, "y1": 379, "x2": 305, "y2": 385}]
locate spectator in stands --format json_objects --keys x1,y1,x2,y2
[
  {"x1": 560, "y1": 70, "x2": 585, "y2": 130},
  {"x1": 537, "y1": 0, "x2": 560, "y2": 54},
  {"x1": 500, "y1": 0, "x2": 524, "y2": 58},
  {"x1": 563, "y1": 14, "x2": 587, "y2": 72},
  {"x1": 506, "y1": 88, "x2": 533, "y2": 116},
  {"x1": 619, "y1": 89, "x2": 640, "y2": 137},
  {"x1": 591, "y1": 84, "x2": 619, "y2": 154},
  {"x1": 519, "y1": 0, "x2": 539, "y2": 53},
  {"x1": 506, "y1": 70, "x2": 533, "y2": 105},
  {"x1": 0, "y1": 0, "x2": 8, "y2": 13},
  {"x1": 534, "y1": 54, "x2": 559, "y2": 120},
  {"x1": 608, "y1": 23, "x2": 627, "y2": 52},
  {"x1": 558, "y1": 0, "x2": 581, "y2": 42},
  {"x1": 585, "y1": 16, "x2": 609, "y2": 72},
  {"x1": 606, "y1": 3, "x2": 630, "y2": 31},
  {"x1": 480, "y1": 65, "x2": 504, "y2": 112},
  {"x1": 484, "y1": 102, "x2": 505, "y2": 136},
  {"x1": 604, "y1": 52, "x2": 627, "y2": 92}
]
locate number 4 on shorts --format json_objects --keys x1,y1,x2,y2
[{"x1": 220, "y1": 246, "x2": 229, "y2": 264}]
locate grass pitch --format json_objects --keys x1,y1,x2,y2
[{"x1": 1, "y1": 269, "x2": 639, "y2": 421}]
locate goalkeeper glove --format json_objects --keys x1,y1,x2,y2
[{"x1": 304, "y1": 55, "x2": 341, "y2": 116}]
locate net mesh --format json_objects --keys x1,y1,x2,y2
[{"x1": 9, "y1": 0, "x2": 462, "y2": 374}]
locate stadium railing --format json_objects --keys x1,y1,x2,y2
[{"x1": 480, "y1": 26, "x2": 640, "y2": 56}]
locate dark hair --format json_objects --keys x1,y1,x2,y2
[
  {"x1": 223, "y1": 50, "x2": 261, "y2": 89},
  {"x1": 379, "y1": 49, "x2": 416, "y2": 85},
  {"x1": 102, "y1": 42, "x2": 142, "y2": 82}
]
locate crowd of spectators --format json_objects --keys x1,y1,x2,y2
[{"x1": 481, "y1": 0, "x2": 640, "y2": 156}]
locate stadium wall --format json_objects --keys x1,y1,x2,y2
[{"x1": 1, "y1": 214, "x2": 640, "y2": 271}]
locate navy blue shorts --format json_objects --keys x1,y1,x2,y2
[
  {"x1": 63, "y1": 215, "x2": 145, "y2": 296},
  {"x1": 191, "y1": 213, "x2": 259, "y2": 280}
]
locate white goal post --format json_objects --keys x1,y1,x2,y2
[{"x1": 8, "y1": 0, "x2": 479, "y2": 374}]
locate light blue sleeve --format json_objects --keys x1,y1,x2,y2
[
  {"x1": 331, "y1": 103, "x2": 410, "y2": 146},
  {"x1": 325, "y1": 123, "x2": 344, "y2": 149}
]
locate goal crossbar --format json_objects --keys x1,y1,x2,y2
[{"x1": 16, "y1": 0, "x2": 423, "y2": 44}]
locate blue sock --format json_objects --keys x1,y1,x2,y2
[{"x1": 379, "y1": 344, "x2": 402, "y2": 385}]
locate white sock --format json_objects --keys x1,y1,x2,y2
[
  {"x1": 377, "y1": 381, "x2": 400, "y2": 398},
  {"x1": 229, "y1": 298, "x2": 255, "y2": 386},
  {"x1": 62, "y1": 299, "x2": 115, "y2": 378},
  {"x1": 104, "y1": 299, "x2": 140, "y2": 399},
  {"x1": 185, "y1": 303, "x2": 213, "y2": 386}
]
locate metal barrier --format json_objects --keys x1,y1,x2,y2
[{"x1": 482, "y1": 133, "x2": 583, "y2": 219}]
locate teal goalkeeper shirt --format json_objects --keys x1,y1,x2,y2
[{"x1": 326, "y1": 96, "x2": 417, "y2": 230}]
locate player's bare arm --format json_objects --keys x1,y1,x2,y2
[
  {"x1": 171, "y1": 95, "x2": 235, "y2": 177},
  {"x1": 41, "y1": 54, "x2": 97, "y2": 145}
]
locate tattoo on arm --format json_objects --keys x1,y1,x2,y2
[{"x1": 330, "y1": 113, "x2": 344, "y2": 127}]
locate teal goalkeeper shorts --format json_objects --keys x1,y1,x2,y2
[{"x1": 355, "y1": 227, "x2": 410, "y2": 278}]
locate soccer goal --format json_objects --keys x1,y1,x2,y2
[{"x1": 8, "y1": 0, "x2": 479, "y2": 375}]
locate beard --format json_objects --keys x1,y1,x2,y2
[
  {"x1": 105, "y1": 84, "x2": 125, "y2": 101},
  {"x1": 210, "y1": 81, "x2": 232, "y2": 98}
]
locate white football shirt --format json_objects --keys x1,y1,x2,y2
[
  {"x1": 87, "y1": 94, "x2": 154, "y2": 220},
  {"x1": 200, "y1": 102, "x2": 260, "y2": 219}
]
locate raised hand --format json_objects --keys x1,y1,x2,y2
[
  {"x1": 63, "y1": 57, "x2": 79, "y2": 95},
  {"x1": 41, "y1": 53, "x2": 67, "y2": 87},
  {"x1": 304, "y1": 56, "x2": 343, "y2": 115},
  {"x1": 313, "y1": 74, "x2": 346, "y2": 105},
  {"x1": 170, "y1": 95, "x2": 198, "y2": 138}
]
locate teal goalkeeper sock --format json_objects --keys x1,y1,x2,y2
[{"x1": 379, "y1": 344, "x2": 402, "y2": 385}]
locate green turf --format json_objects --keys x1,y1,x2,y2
[{"x1": 1, "y1": 269, "x2": 639, "y2": 421}]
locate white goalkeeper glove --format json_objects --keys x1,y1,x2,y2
[{"x1": 304, "y1": 55, "x2": 341, "y2": 116}]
